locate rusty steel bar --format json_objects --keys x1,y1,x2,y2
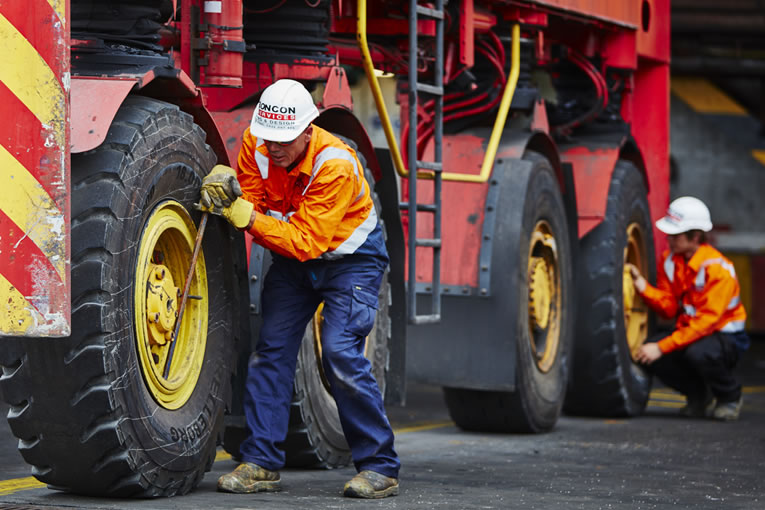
[{"x1": 163, "y1": 212, "x2": 208, "y2": 378}]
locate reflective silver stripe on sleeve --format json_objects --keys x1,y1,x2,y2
[
  {"x1": 720, "y1": 320, "x2": 745, "y2": 333},
  {"x1": 354, "y1": 179, "x2": 367, "y2": 203},
  {"x1": 727, "y1": 295, "x2": 740, "y2": 310},
  {"x1": 683, "y1": 304, "x2": 696, "y2": 317},
  {"x1": 323, "y1": 204, "x2": 378, "y2": 258},
  {"x1": 255, "y1": 152, "x2": 270, "y2": 179},
  {"x1": 664, "y1": 254, "x2": 675, "y2": 283},
  {"x1": 304, "y1": 146, "x2": 359, "y2": 196},
  {"x1": 695, "y1": 266, "x2": 706, "y2": 291},
  {"x1": 253, "y1": 138, "x2": 269, "y2": 179},
  {"x1": 696, "y1": 258, "x2": 737, "y2": 291}
]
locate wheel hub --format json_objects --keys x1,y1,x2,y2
[
  {"x1": 528, "y1": 257, "x2": 552, "y2": 330},
  {"x1": 145, "y1": 263, "x2": 180, "y2": 347},
  {"x1": 526, "y1": 223, "x2": 560, "y2": 373}
]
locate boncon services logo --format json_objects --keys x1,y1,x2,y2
[{"x1": 258, "y1": 103, "x2": 296, "y2": 121}]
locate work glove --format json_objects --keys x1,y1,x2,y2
[
  {"x1": 217, "y1": 197, "x2": 255, "y2": 230},
  {"x1": 200, "y1": 165, "x2": 242, "y2": 209},
  {"x1": 196, "y1": 195, "x2": 254, "y2": 230}
]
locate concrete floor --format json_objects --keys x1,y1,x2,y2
[{"x1": 1, "y1": 341, "x2": 763, "y2": 509}]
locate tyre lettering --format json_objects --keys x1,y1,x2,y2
[{"x1": 169, "y1": 357, "x2": 224, "y2": 441}]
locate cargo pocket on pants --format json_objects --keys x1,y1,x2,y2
[{"x1": 346, "y1": 285, "x2": 379, "y2": 337}]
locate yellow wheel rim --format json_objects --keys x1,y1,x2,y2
[
  {"x1": 624, "y1": 222, "x2": 649, "y2": 359},
  {"x1": 527, "y1": 221, "x2": 561, "y2": 373},
  {"x1": 134, "y1": 201, "x2": 208, "y2": 410}
]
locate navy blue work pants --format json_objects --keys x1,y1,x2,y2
[
  {"x1": 646, "y1": 331, "x2": 743, "y2": 404},
  {"x1": 239, "y1": 254, "x2": 400, "y2": 478}
]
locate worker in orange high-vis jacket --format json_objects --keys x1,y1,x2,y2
[
  {"x1": 198, "y1": 79, "x2": 399, "y2": 498},
  {"x1": 628, "y1": 196, "x2": 750, "y2": 421}
]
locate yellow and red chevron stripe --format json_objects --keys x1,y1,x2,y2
[{"x1": 0, "y1": 1, "x2": 70, "y2": 336}]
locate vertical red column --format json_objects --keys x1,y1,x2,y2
[
  {"x1": 202, "y1": 0, "x2": 244, "y2": 87},
  {"x1": 0, "y1": 0, "x2": 70, "y2": 336}
]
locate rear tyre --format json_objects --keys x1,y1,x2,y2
[
  {"x1": 564, "y1": 160, "x2": 654, "y2": 417},
  {"x1": 0, "y1": 96, "x2": 239, "y2": 496},
  {"x1": 444, "y1": 151, "x2": 574, "y2": 433}
]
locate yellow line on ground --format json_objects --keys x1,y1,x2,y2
[
  {"x1": 394, "y1": 421, "x2": 454, "y2": 434},
  {"x1": 743, "y1": 386, "x2": 765, "y2": 394},
  {"x1": 649, "y1": 391, "x2": 686, "y2": 400},
  {"x1": 0, "y1": 476, "x2": 45, "y2": 496},
  {"x1": 752, "y1": 150, "x2": 765, "y2": 166},
  {"x1": 671, "y1": 77, "x2": 747, "y2": 115},
  {"x1": 647, "y1": 400, "x2": 684, "y2": 409}
]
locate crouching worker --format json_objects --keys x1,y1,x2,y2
[
  {"x1": 198, "y1": 79, "x2": 400, "y2": 498},
  {"x1": 628, "y1": 196, "x2": 750, "y2": 421},
  {"x1": 629, "y1": 197, "x2": 749, "y2": 421}
]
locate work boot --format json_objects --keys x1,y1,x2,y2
[
  {"x1": 679, "y1": 393, "x2": 715, "y2": 418},
  {"x1": 343, "y1": 470, "x2": 399, "y2": 499},
  {"x1": 217, "y1": 462, "x2": 282, "y2": 494},
  {"x1": 712, "y1": 396, "x2": 743, "y2": 421}
]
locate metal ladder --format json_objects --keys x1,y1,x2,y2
[{"x1": 404, "y1": 0, "x2": 445, "y2": 325}]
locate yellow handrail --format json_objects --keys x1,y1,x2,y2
[
  {"x1": 357, "y1": 0, "x2": 426, "y2": 178},
  {"x1": 356, "y1": 0, "x2": 520, "y2": 183},
  {"x1": 462, "y1": 22, "x2": 520, "y2": 183}
]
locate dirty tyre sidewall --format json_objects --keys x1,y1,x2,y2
[
  {"x1": 513, "y1": 153, "x2": 574, "y2": 432},
  {"x1": 565, "y1": 160, "x2": 654, "y2": 417},
  {"x1": 104, "y1": 99, "x2": 234, "y2": 476}
]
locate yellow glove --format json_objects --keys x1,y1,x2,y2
[
  {"x1": 200, "y1": 165, "x2": 242, "y2": 209},
  {"x1": 221, "y1": 197, "x2": 255, "y2": 229}
]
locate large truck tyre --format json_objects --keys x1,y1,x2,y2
[
  {"x1": 565, "y1": 160, "x2": 654, "y2": 417},
  {"x1": 0, "y1": 96, "x2": 240, "y2": 496},
  {"x1": 443, "y1": 152, "x2": 574, "y2": 433}
]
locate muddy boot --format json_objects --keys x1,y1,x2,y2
[
  {"x1": 712, "y1": 396, "x2": 743, "y2": 421},
  {"x1": 343, "y1": 470, "x2": 399, "y2": 499},
  {"x1": 217, "y1": 462, "x2": 282, "y2": 494},
  {"x1": 679, "y1": 393, "x2": 715, "y2": 418}
]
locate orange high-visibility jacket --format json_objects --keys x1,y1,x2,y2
[
  {"x1": 237, "y1": 125, "x2": 379, "y2": 262},
  {"x1": 639, "y1": 244, "x2": 747, "y2": 353}
]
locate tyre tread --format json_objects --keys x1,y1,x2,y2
[{"x1": 565, "y1": 161, "x2": 654, "y2": 417}]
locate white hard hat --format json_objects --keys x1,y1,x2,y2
[
  {"x1": 655, "y1": 196, "x2": 713, "y2": 234},
  {"x1": 250, "y1": 79, "x2": 319, "y2": 142}
]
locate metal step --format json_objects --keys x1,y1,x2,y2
[{"x1": 407, "y1": 0, "x2": 445, "y2": 324}]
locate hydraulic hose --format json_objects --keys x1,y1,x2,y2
[{"x1": 357, "y1": 0, "x2": 520, "y2": 183}]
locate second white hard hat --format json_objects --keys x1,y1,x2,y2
[
  {"x1": 250, "y1": 79, "x2": 319, "y2": 142},
  {"x1": 655, "y1": 196, "x2": 713, "y2": 235}
]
